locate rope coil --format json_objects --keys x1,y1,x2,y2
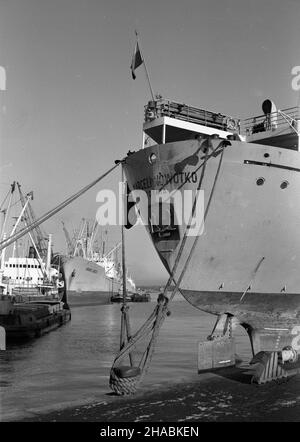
[{"x1": 109, "y1": 366, "x2": 142, "y2": 395}]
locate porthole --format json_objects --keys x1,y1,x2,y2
[
  {"x1": 264, "y1": 153, "x2": 270, "y2": 158},
  {"x1": 256, "y1": 177, "x2": 265, "y2": 186},
  {"x1": 148, "y1": 153, "x2": 157, "y2": 164},
  {"x1": 280, "y1": 181, "x2": 289, "y2": 189}
]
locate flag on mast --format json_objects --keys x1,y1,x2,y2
[{"x1": 130, "y1": 42, "x2": 143, "y2": 80}]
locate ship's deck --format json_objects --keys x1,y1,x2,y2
[{"x1": 142, "y1": 98, "x2": 300, "y2": 150}]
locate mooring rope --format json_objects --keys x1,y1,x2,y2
[
  {"x1": 110, "y1": 140, "x2": 229, "y2": 394},
  {"x1": 0, "y1": 162, "x2": 121, "y2": 252},
  {"x1": 139, "y1": 143, "x2": 227, "y2": 382}
]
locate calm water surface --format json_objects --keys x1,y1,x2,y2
[{"x1": 0, "y1": 296, "x2": 251, "y2": 421}]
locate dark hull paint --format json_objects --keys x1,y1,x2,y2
[
  {"x1": 182, "y1": 290, "x2": 300, "y2": 329},
  {"x1": 3, "y1": 309, "x2": 71, "y2": 341},
  {"x1": 66, "y1": 290, "x2": 112, "y2": 307},
  {"x1": 183, "y1": 289, "x2": 300, "y2": 353}
]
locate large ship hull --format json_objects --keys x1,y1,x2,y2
[
  {"x1": 124, "y1": 138, "x2": 300, "y2": 354},
  {"x1": 62, "y1": 256, "x2": 119, "y2": 306}
]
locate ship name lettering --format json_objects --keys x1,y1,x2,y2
[{"x1": 132, "y1": 172, "x2": 198, "y2": 190}]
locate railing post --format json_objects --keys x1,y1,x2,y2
[{"x1": 162, "y1": 124, "x2": 166, "y2": 144}]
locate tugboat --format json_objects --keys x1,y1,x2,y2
[
  {"x1": 131, "y1": 289, "x2": 151, "y2": 303},
  {"x1": 123, "y1": 96, "x2": 300, "y2": 383}
]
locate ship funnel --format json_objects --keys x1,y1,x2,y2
[
  {"x1": 262, "y1": 99, "x2": 278, "y2": 130},
  {"x1": 262, "y1": 99, "x2": 277, "y2": 115}
]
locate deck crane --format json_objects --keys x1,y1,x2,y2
[
  {"x1": 62, "y1": 221, "x2": 75, "y2": 256},
  {"x1": 17, "y1": 182, "x2": 48, "y2": 261}
]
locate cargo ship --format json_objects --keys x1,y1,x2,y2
[
  {"x1": 62, "y1": 219, "x2": 136, "y2": 306},
  {"x1": 0, "y1": 183, "x2": 70, "y2": 346},
  {"x1": 0, "y1": 182, "x2": 64, "y2": 299},
  {"x1": 123, "y1": 97, "x2": 300, "y2": 382},
  {"x1": 62, "y1": 255, "x2": 120, "y2": 306}
]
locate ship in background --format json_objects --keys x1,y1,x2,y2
[
  {"x1": 123, "y1": 96, "x2": 300, "y2": 382},
  {"x1": 0, "y1": 182, "x2": 63, "y2": 299},
  {"x1": 61, "y1": 219, "x2": 137, "y2": 306},
  {"x1": 0, "y1": 182, "x2": 70, "y2": 343}
]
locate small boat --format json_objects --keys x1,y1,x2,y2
[
  {"x1": 110, "y1": 292, "x2": 132, "y2": 303},
  {"x1": 131, "y1": 290, "x2": 151, "y2": 302}
]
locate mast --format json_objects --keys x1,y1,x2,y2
[
  {"x1": 121, "y1": 167, "x2": 127, "y2": 301},
  {"x1": 46, "y1": 234, "x2": 52, "y2": 279},
  {"x1": 16, "y1": 190, "x2": 48, "y2": 278},
  {"x1": 134, "y1": 30, "x2": 155, "y2": 101},
  {"x1": 86, "y1": 221, "x2": 89, "y2": 258},
  {"x1": 73, "y1": 219, "x2": 86, "y2": 257},
  {"x1": 89, "y1": 220, "x2": 98, "y2": 258},
  {"x1": 102, "y1": 229, "x2": 107, "y2": 257},
  {"x1": 62, "y1": 221, "x2": 74, "y2": 256},
  {"x1": 0, "y1": 233, "x2": 6, "y2": 284},
  {"x1": 10, "y1": 195, "x2": 31, "y2": 259},
  {"x1": 0, "y1": 181, "x2": 15, "y2": 242},
  {"x1": 0, "y1": 182, "x2": 15, "y2": 272},
  {"x1": 17, "y1": 183, "x2": 48, "y2": 260}
]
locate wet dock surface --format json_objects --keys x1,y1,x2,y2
[{"x1": 18, "y1": 368, "x2": 300, "y2": 422}]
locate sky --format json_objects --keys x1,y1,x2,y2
[{"x1": 0, "y1": 0, "x2": 300, "y2": 285}]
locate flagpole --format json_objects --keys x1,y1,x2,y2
[{"x1": 135, "y1": 30, "x2": 155, "y2": 101}]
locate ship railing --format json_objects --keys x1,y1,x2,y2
[
  {"x1": 144, "y1": 98, "x2": 241, "y2": 133},
  {"x1": 3, "y1": 280, "x2": 53, "y2": 289},
  {"x1": 243, "y1": 106, "x2": 300, "y2": 136}
]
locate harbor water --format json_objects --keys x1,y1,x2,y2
[{"x1": 0, "y1": 295, "x2": 251, "y2": 421}]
